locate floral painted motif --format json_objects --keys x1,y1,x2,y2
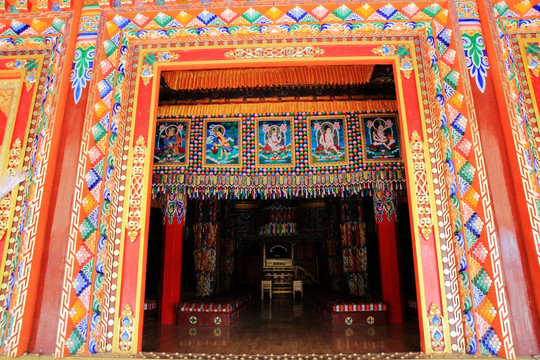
[
  {"x1": 461, "y1": 30, "x2": 490, "y2": 93},
  {"x1": 71, "y1": 44, "x2": 95, "y2": 104}
]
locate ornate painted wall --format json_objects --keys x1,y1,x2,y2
[{"x1": 0, "y1": 0, "x2": 537, "y2": 358}]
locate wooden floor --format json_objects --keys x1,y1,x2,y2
[{"x1": 142, "y1": 295, "x2": 421, "y2": 355}]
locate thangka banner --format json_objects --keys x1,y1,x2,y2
[{"x1": 153, "y1": 111, "x2": 405, "y2": 199}]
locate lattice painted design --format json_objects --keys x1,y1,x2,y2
[
  {"x1": 57, "y1": 2, "x2": 513, "y2": 356},
  {"x1": 0, "y1": 139, "x2": 22, "y2": 239},
  {"x1": 410, "y1": 131, "x2": 434, "y2": 240},
  {"x1": 127, "y1": 136, "x2": 145, "y2": 242},
  {"x1": 428, "y1": 303, "x2": 446, "y2": 351},
  {"x1": 118, "y1": 304, "x2": 134, "y2": 351},
  {"x1": 225, "y1": 46, "x2": 325, "y2": 60}
]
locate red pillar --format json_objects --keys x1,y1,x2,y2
[
  {"x1": 158, "y1": 209, "x2": 185, "y2": 324},
  {"x1": 376, "y1": 218, "x2": 404, "y2": 324}
]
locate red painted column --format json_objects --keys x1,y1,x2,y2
[
  {"x1": 376, "y1": 218, "x2": 404, "y2": 324},
  {"x1": 158, "y1": 202, "x2": 185, "y2": 324}
]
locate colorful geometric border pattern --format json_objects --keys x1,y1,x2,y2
[
  {"x1": 53, "y1": 1, "x2": 513, "y2": 358},
  {"x1": 0, "y1": 13, "x2": 71, "y2": 358}
]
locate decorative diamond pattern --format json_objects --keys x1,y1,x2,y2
[
  {"x1": 80, "y1": 218, "x2": 96, "y2": 242},
  {"x1": 220, "y1": 9, "x2": 238, "y2": 23},
  {"x1": 463, "y1": 187, "x2": 479, "y2": 208},
  {"x1": 86, "y1": 169, "x2": 101, "y2": 191},
  {"x1": 82, "y1": 194, "x2": 97, "y2": 214},
  {"x1": 465, "y1": 213, "x2": 483, "y2": 239},
  {"x1": 66, "y1": 329, "x2": 85, "y2": 354},
  {"x1": 69, "y1": 299, "x2": 86, "y2": 324},
  {"x1": 480, "y1": 328, "x2": 502, "y2": 355},
  {"x1": 458, "y1": 161, "x2": 476, "y2": 184},
  {"x1": 311, "y1": 5, "x2": 328, "y2": 20},
  {"x1": 455, "y1": 137, "x2": 472, "y2": 158},
  {"x1": 74, "y1": 271, "x2": 91, "y2": 296},
  {"x1": 479, "y1": 297, "x2": 497, "y2": 323},
  {"x1": 332, "y1": 4, "x2": 352, "y2": 20},
  {"x1": 76, "y1": 244, "x2": 92, "y2": 266},
  {"x1": 287, "y1": 6, "x2": 307, "y2": 22},
  {"x1": 473, "y1": 269, "x2": 492, "y2": 295},
  {"x1": 471, "y1": 242, "x2": 488, "y2": 265}
]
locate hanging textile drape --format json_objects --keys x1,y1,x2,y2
[
  {"x1": 219, "y1": 203, "x2": 235, "y2": 292},
  {"x1": 162, "y1": 65, "x2": 375, "y2": 91},
  {"x1": 373, "y1": 181, "x2": 397, "y2": 223},
  {"x1": 258, "y1": 200, "x2": 298, "y2": 236},
  {"x1": 158, "y1": 100, "x2": 398, "y2": 117},
  {"x1": 193, "y1": 200, "x2": 220, "y2": 297},
  {"x1": 339, "y1": 196, "x2": 368, "y2": 296},
  {"x1": 326, "y1": 200, "x2": 343, "y2": 291}
]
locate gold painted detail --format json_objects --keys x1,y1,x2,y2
[
  {"x1": 119, "y1": 304, "x2": 135, "y2": 351},
  {"x1": 0, "y1": 88, "x2": 14, "y2": 118},
  {"x1": 6, "y1": 59, "x2": 38, "y2": 91},
  {"x1": 225, "y1": 46, "x2": 325, "y2": 60},
  {"x1": 141, "y1": 52, "x2": 180, "y2": 86},
  {"x1": 525, "y1": 42, "x2": 540, "y2": 78},
  {"x1": 0, "y1": 79, "x2": 22, "y2": 178},
  {"x1": 371, "y1": 44, "x2": 413, "y2": 79},
  {"x1": 0, "y1": 139, "x2": 22, "y2": 239},
  {"x1": 410, "y1": 131, "x2": 433, "y2": 240},
  {"x1": 427, "y1": 303, "x2": 445, "y2": 352},
  {"x1": 0, "y1": 38, "x2": 44, "y2": 50},
  {"x1": 127, "y1": 136, "x2": 145, "y2": 242}
]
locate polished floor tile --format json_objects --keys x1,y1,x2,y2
[{"x1": 142, "y1": 296, "x2": 421, "y2": 354}]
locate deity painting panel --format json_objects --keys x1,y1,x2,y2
[
  {"x1": 154, "y1": 120, "x2": 190, "y2": 165},
  {"x1": 361, "y1": 114, "x2": 401, "y2": 162},
  {"x1": 255, "y1": 117, "x2": 295, "y2": 168},
  {"x1": 307, "y1": 116, "x2": 348, "y2": 167},
  {"x1": 203, "y1": 120, "x2": 242, "y2": 168}
]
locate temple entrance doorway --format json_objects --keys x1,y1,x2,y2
[
  {"x1": 141, "y1": 195, "x2": 420, "y2": 354},
  {"x1": 139, "y1": 63, "x2": 425, "y2": 355}
]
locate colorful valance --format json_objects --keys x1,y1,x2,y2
[
  {"x1": 152, "y1": 172, "x2": 405, "y2": 199},
  {"x1": 162, "y1": 65, "x2": 375, "y2": 91},
  {"x1": 153, "y1": 109, "x2": 405, "y2": 200},
  {"x1": 158, "y1": 100, "x2": 398, "y2": 117}
]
